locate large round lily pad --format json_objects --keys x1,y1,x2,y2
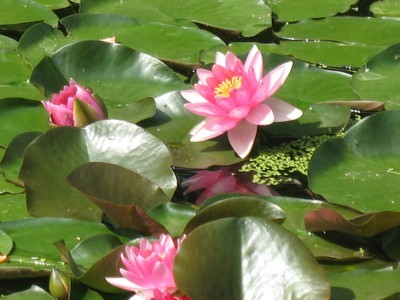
[
  {"x1": 19, "y1": 120, "x2": 176, "y2": 221},
  {"x1": 174, "y1": 217, "x2": 330, "y2": 299},
  {"x1": 309, "y1": 110, "x2": 400, "y2": 212}
]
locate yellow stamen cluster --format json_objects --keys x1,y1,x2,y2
[{"x1": 214, "y1": 76, "x2": 242, "y2": 98}]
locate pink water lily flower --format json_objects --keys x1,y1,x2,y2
[
  {"x1": 42, "y1": 79, "x2": 106, "y2": 127},
  {"x1": 181, "y1": 167, "x2": 275, "y2": 205},
  {"x1": 181, "y1": 46, "x2": 302, "y2": 158},
  {"x1": 106, "y1": 234, "x2": 185, "y2": 300}
]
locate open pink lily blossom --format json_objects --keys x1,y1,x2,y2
[
  {"x1": 181, "y1": 46, "x2": 302, "y2": 158},
  {"x1": 106, "y1": 234, "x2": 185, "y2": 300},
  {"x1": 42, "y1": 79, "x2": 106, "y2": 127},
  {"x1": 181, "y1": 167, "x2": 275, "y2": 205}
]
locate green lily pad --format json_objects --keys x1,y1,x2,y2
[
  {"x1": 1, "y1": 285, "x2": 54, "y2": 299},
  {"x1": 0, "y1": 48, "x2": 44, "y2": 100},
  {"x1": 262, "y1": 53, "x2": 360, "y2": 110},
  {"x1": 22, "y1": 16, "x2": 202, "y2": 68},
  {"x1": 0, "y1": 194, "x2": 30, "y2": 222},
  {"x1": 276, "y1": 17, "x2": 400, "y2": 68},
  {"x1": 0, "y1": 218, "x2": 117, "y2": 278},
  {"x1": 371, "y1": 0, "x2": 400, "y2": 17},
  {"x1": 351, "y1": 43, "x2": 400, "y2": 110},
  {"x1": 0, "y1": 99, "x2": 49, "y2": 148},
  {"x1": 30, "y1": 40, "x2": 186, "y2": 122},
  {"x1": 327, "y1": 260, "x2": 400, "y2": 299},
  {"x1": 67, "y1": 162, "x2": 169, "y2": 234},
  {"x1": 201, "y1": 194, "x2": 364, "y2": 261},
  {"x1": 35, "y1": 0, "x2": 71, "y2": 9},
  {"x1": 276, "y1": 17, "x2": 400, "y2": 46},
  {"x1": 56, "y1": 239, "x2": 127, "y2": 293},
  {"x1": 0, "y1": 132, "x2": 41, "y2": 194},
  {"x1": 147, "y1": 203, "x2": 196, "y2": 237},
  {"x1": 308, "y1": 110, "x2": 400, "y2": 212},
  {"x1": 19, "y1": 120, "x2": 176, "y2": 221},
  {"x1": 278, "y1": 40, "x2": 383, "y2": 68},
  {"x1": 264, "y1": 103, "x2": 351, "y2": 137},
  {"x1": 18, "y1": 23, "x2": 69, "y2": 67},
  {"x1": 0, "y1": 229, "x2": 13, "y2": 256},
  {"x1": 305, "y1": 208, "x2": 400, "y2": 238},
  {"x1": 0, "y1": 0, "x2": 57, "y2": 27},
  {"x1": 266, "y1": 0, "x2": 357, "y2": 22},
  {"x1": 60, "y1": 13, "x2": 225, "y2": 66},
  {"x1": 184, "y1": 196, "x2": 286, "y2": 233},
  {"x1": 0, "y1": 35, "x2": 18, "y2": 48},
  {"x1": 70, "y1": 234, "x2": 122, "y2": 274},
  {"x1": 80, "y1": 0, "x2": 272, "y2": 37},
  {"x1": 174, "y1": 217, "x2": 330, "y2": 299},
  {"x1": 70, "y1": 238, "x2": 127, "y2": 293}
]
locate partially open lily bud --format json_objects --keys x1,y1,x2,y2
[{"x1": 42, "y1": 79, "x2": 107, "y2": 127}]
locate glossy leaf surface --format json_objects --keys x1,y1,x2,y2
[
  {"x1": 20, "y1": 120, "x2": 176, "y2": 221},
  {"x1": 175, "y1": 217, "x2": 330, "y2": 299},
  {"x1": 309, "y1": 111, "x2": 400, "y2": 212}
]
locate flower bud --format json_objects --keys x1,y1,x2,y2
[
  {"x1": 49, "y1": 268, "x2": 71, "y2": 300},
  {"x1": 42, "y1": 79, "x2": 107, "y2": 127}
]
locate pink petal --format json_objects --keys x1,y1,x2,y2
[
  {"x1": 245, "y1": 103, "x2": 274, "y2": 125},
  {"x1": 120, "y1": 269, "x2": 152, "y2": 288},
  {"x1": 224, "y1": 52, "x2": 238, "y2": 70},
  {"x1": 232, "y1": 58, "x2": 244, "y2": 74},
  {"x1": 211, "y1": 64, "x2": 229, "y2": 82},
  {"x1": 210, "y1": 175, "x2": 237, "y2": 194},
  {"x1": 215, "y1": 95, "x2": 238, "y2": 111},
  {"x1": 132, "y1": 290, "x2": 156, "y2": 300},
  {"x1": 74, "y1": 84, "x2": 95, "y2": 106},
  {"x1": 204, "y1": 77, "x2": 220, "y2": 92},
  {"x1": 184, "y1": 102, "x2": 227, "y2": 117},
  {"x1": 181, "y1": 171, "x2": 222, "y2": 193},
  {"x1": 196, "y1": 68, "x2": 213, "y2": 83},
  {"x1": 190, "y1": 118, "x2": 237, "y2": 142},
  {"x1": 152, "y1": 262, "x2": 176, "y2": 288},
  {"x1": 181, "y1": 89, "x2": 208, "y2": 104},
  {"x1": 42, "y1": 101, "x2": 74, "y2": 126},
  {"x1": 194, "y1": 84, "x2": 217, "y2": 102},
  {"x1": 202, "y1": 117, "x2": 238, "y2": 132},
  {"x1": 267, "y1": 97, "x2": 303, "y2": 122},
  {"x1": 228, "y1": 105, "x2": 250, "y2": 120},
  {"x1": 251, "y1": 183, "x2": 274, "y2": 196},
  {"x1": 227, "y1": 121, "x2": 257, "y2": 158},
  {"x1": 244, "y1": 46, "x2": 263, "y2": 82},
  {"x1": 215, "y1": 52, "x2": 226, "y2": 67},
  {"x1": 234, "y1": 87, "x2": 253, "y2": 107},
  {"x1": 261, "y1": 61, "x2": 293, "y2": 99},
  {"x1": 105, "y1": 277, "x2": 142, "y2": 292},
  {"x1": 50, "y1": 84, "x2": 76, "y2": 105}
]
